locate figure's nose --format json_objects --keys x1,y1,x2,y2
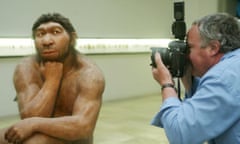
[{"x1": 42, "y1": 34, "x2": 54, "y2": 48}]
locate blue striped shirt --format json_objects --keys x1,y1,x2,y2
[{"x1": 151, "y1": 48, "x2": 240, "y2": 144}]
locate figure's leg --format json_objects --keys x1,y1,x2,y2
[
  {"x1": 24, "y1": 134, "x2": 93, "y2": 144},
  {"x1": 72, "y1": 136, "x2": 93, "y2": 144},
  {"x1": 23, "y1": 133, "x2": 68, "y2": 144},
  {"x1": 72, "y1": 138, "x2": 93, "y2": 144}
]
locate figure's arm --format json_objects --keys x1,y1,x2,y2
[{"x1": 14, "y1": 58, "x2": 63, "y2": 118}]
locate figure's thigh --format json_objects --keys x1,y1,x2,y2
[{"x1": 23, "y1": 133, "x2": 68, "y2": 144}]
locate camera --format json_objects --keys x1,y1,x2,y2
[
  {"x1": 150, "y1": 40, "x2": 188, "y2": 77},
  {"x1": 150, "y1": 1, "x2": 188, "y2": 78}
]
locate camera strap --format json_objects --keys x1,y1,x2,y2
[{"x1": 177, "y1": 78, "x2": 182, "y2": 101}]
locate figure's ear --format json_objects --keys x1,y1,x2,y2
[
  {"x1": 71, "y1": 32, "x2": 78, "y2": 39},
  {"x1": 209, "y1": 40, "x2": 221, "y2": 56},
  {"x1": 70, "y1": 32, "x2": 78, "y2": 46}
]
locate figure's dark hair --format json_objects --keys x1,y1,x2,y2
[{"x1": 32, "y1": 13, "x2": 76, "y2": 38}]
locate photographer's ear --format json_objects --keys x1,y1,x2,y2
[{"x1": 209, "y1": 40, "x2": 221, "y2": 56}]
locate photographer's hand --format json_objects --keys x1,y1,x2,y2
[
  {"x1": 152, "y1": 53, "x2": 173, "y2": 85},
  {"x1": 152, "y1": 53, "x2": 177, "y2": 101}
]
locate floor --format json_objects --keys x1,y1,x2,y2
[{"x1": 0, "y1": 95, "x2": 169, "y2": 144}]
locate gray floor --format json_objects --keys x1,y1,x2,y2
[
  {"x1": 0, "y1": 95, "x2": 169, "y2": 144},
  {"x1": 95, "y1": 95, "x2": 168, "y2": 144}
]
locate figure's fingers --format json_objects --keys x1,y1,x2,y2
[
  {"x1": 39, "y1": 62, "x2": 45, "y2": 73},
  {"x1": 11, "y1": 132, "x2": 21, "y2": 144},
  {"x1": 5, "y1": 128, "x2": 16, "y2": 143}
]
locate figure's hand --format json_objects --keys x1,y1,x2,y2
[
  {"x1": 152, "y1": 53, "x2": 173, "y2": 85},
  {"x1": 40, "y1": 61, "x2": 63, "y2": 81},
  {"x1": 4, "y1": 118, "x2": 36, "y2": 144}
]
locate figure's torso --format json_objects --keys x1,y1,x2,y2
[{"x1": 53, "y1": 70, "x2": 80, "y2": 116}]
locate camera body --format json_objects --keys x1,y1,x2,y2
[
  {"x1": 150, "y1": 1, "x2": 188, "y2": 78},
  {"x1": 151, "y1": 40, "x2": 188, "y2": 77}
]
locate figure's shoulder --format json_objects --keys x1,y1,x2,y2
[
  {"x1": 75, "y1": 54, "x2": 105, "y2": 84},
  {"x1": 15, "y1": 55, "x2": 39, "y2": 73},
  {"x1": 77, "y1": 54, "x2": 103, "y2": 73},
  {"x1": 18, "y1": 55, "x2": 37, "y2": 65}
]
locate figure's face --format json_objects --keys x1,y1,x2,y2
[
  {"x1": 34, "y1": 22, "x2": 71, "y2": 61},
  {"x1": 187, "y1": 25, "x2": 213, "y2": 77}
]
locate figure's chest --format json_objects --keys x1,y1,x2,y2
[{"x1": 54, "y1": 77, "x2": 80, "y2": 115}]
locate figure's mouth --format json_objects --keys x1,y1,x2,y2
[{"x1": 42, "y1": 50, "x2": 57, "y2": 56}]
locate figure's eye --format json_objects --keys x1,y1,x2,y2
[
  {"x1": 53, "y1": 28, "x2": 62, "y2": 35},
  {"x1": 35, "y1": 31, "x2": 45, "y2": 37}
]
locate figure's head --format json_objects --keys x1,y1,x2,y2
[
  {"x1": 32, "y1": 13, "x2": 76, "y2": 40},
  {"x1": 32, "y1": 13, "x2": 77, "y2": 61}
]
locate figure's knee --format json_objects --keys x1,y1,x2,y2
[{"x1": 23, "y1": 133, "x2": 65, "y2": 144}]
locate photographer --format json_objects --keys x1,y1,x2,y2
[{"x1": 151, "y1": 13, "x2": 240, "y2": 144}]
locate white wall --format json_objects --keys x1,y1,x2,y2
[
  {"x1": 0, "y1": 0, "x2": 225, "y2": 38},
  {"x1": 0, "y1": 0, "x2": 173, "y2": 38},
  {"x1": 0, "y1": 58, "x2": 19, "y2": 116},
  {"x1": 89, "y1": 53, "x2": 160, "y2": 101}
]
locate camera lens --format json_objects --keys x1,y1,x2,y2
[
  {"x1": 150, "y1": 40, "x2": 188, "y2": 77},
  {"x1": 150, "y1": 47, "x2": 170, "y2": 68}
]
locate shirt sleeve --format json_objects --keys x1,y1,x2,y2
[
  {"x1": 151, "y1": 70, "x2": 240, "y2": 144},
  {"x1": 151, "y1": 77, "x2": 199, "y2": 127},
  {"x1": 151, "y1": 97, "x2": 181, "y2": 127}
]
